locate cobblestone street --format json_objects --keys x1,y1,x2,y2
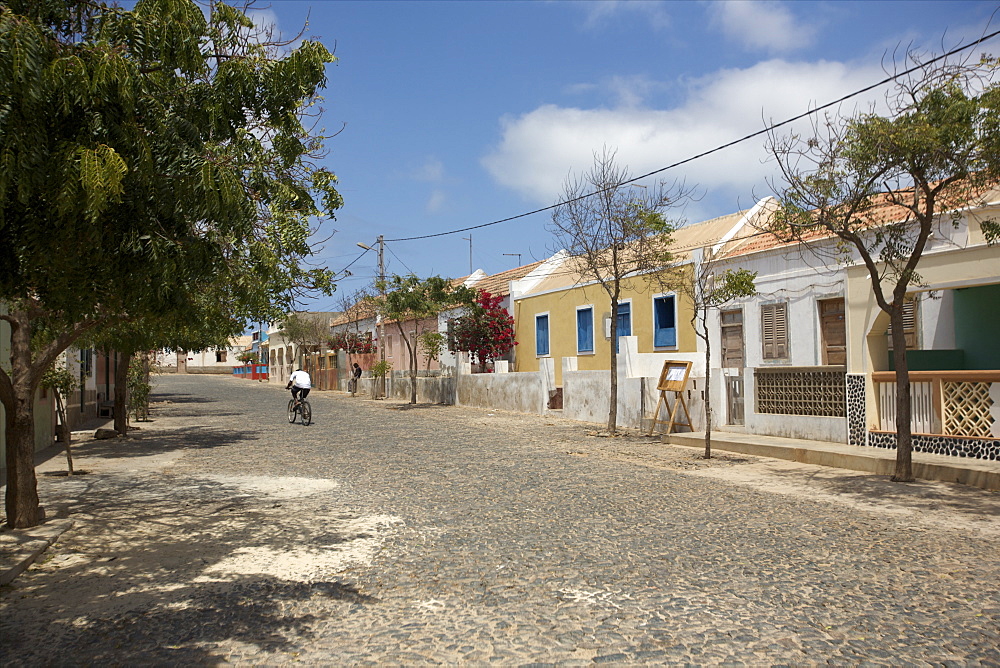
[{"x1": 2, "y1": 374, "x2": 999, "y2": 666}]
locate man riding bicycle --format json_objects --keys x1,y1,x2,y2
[{"x1": 286, "y1": 368, "x2": 312, "y2": 405}]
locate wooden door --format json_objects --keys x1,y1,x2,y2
[
  {"x1": 720, "y1": 310, "x2": 744, "y2": 368},
  {"x1": 819, "y1": 298, "x2": 846, "y2": 365}
]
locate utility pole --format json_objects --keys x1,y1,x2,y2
[
  {"x1": 462, "y1": 235, "x2": 472, "y2": 274},
  {"x1": 357, "y1": 235, "x2": 387, "y2": 397}
]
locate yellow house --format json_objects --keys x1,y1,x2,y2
[{"x1": 513, "y1": 210, "x2": 750, "y2": 387}]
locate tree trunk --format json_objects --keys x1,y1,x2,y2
[
  {"x1": 889, "y1": 305, "x2": 914, "y2": 482},
  {"x1": 113, "y1": 350, "x2": 131, "y2": 435},
  {"x1": 4, "y1": 312, "x2": 43, "y2": 528},
  {"x1": 54, "y1": 392, "x2": 74, "y2": 475},
  {"x1": 703, "y1": 306, "x2": 713, "y2": 459},
  {"x1": 410, "y1": 324, "x2": 419, "y2": 404},
  {"x1": 607, "y1": 293, "x2": 619, "y2": 434}
]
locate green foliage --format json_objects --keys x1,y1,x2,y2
[
  {"x1": 706, "y1": 268, "x2": 757, "y2": 307},
  {"x1": 127, "y1": 356, "x2": 152, "y2": 422},
  {"x1": 377, "y1": 275, "x2": 476, "y2": 324},
  {"x1": 370, "y1": 359, "x2": 391, "y2": 379},
  {"x1": 417, "y1": 331, "x2": 446, "y2": 369},
  {"x1": 280, "y1": 313, "x2": 331, "y2": 355},
  {"x1": 0, "y1": 0, "x2": 341, "y2": 333},
  {"x1": 40, "y1": 362, "x2": 77, "y2": 397}
]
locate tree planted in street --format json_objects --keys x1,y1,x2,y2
[
  {"x1": 672, "y1": 254, "x2": 756, "y2": 458},
  {"x1": 0, "y1": 0, "x2": 341, "y2": 527},
  {"x1": 377, "y1": 275, "x2": 475, "y2": 404},
  {"x1": 549, "y1": 147, "x2": 694, "y2": 434},
  {"x1": 766, "y1": 53, "x2": 1000, "y2": 481}
]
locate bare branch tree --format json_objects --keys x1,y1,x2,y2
[{"x1": 549, "y1": 147, "x2": 695, "y2": 434}]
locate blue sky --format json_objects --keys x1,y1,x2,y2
[{"x1": 244, "y1": 0, "x2": 999, "y2": 310}]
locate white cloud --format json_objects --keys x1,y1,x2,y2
[
  {"x1": 581, "y1": 1, "x2": 673, "y2": 32},
  {"x1": 481, "y1": 59, "x2": 888, "y2": 216},
  {"x1": 426, "y1": 189, "x2": 447, "y2": 214},
  {"x1": 412, "y1": 157, "x2": 445, "y2": 183},
  {"x1": 708, "y1": 1, "x2": 816, "y2": 54}
]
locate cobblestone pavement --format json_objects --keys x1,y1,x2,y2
[{"x1": 2, "y1": 374, "x2": 999, "y2": 666}]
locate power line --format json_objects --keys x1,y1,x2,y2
[{"x1": 384, "y1": 27, "x2": 1000, "y2": 244}]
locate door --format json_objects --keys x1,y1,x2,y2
[
  {"x1": 819, "y1": 298, "x2": 846, "y2": 365},
  {"x1": 720, "y1": 310, "x2": 744, "y2": 368},
  {"x1": 720, "y1": 310, "x2": 745, "y2": 425}
]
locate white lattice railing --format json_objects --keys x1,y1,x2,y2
[{"x1": 873, "y1": 371, "x2": 1000, "y2": 438}]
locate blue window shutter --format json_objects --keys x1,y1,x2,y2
[
  {"x1": 577, "y1": 308, "x2": 593, "y2": 352},
  {"x1": 615, "y1": 302, "x2": 631, "y2": 353},
  {"x1": 536, "y1": 314, "x2": 549, "y2": 356},
  {"x1": 654, "y1": 296, "x2": 677, "y2": 347}
]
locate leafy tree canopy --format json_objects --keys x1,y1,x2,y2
[{"x1": 0, "y1": 0, "x2": 341, "y2": 527}]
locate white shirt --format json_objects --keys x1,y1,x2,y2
[{"x1": 289, "y1": 370, "x2": 312, "y2": 389}]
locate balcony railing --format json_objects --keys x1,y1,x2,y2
[{"x1": 873, "y1": 370, "x2": 1000, "y2": 439}]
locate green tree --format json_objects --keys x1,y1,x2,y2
[
  {"x1": 377, "y1": 275, "x2": 474, "y2": 404},
  {"x1": 766, "y1": 54, "x2": 1000, "y2": 481},
  {"x1": 417, "y1": 331, "x2": 446, "y2": 371},
  {"x1": 279, "y1": 312, "x2": 333, "y2": 369},
  {"x1": 0, "y1": 0, "x2": 340, "y2": 527},
  {"x1": 549, "y1": 147, "x2": 693, "y2": 435},
  {"x1": 40, "y1": 360, "x2": 78, "y2": 474},
  {"x1": 672, "y1": 253, "x2": 756, "y2": 458}
]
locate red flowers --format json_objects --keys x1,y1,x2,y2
[{"x1": 452, "y1": 291, "x2": 516, "y2": 369}]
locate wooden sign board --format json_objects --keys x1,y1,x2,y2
[{"x1": 657, "y1": 360, "x2": 692, "y2": 392}]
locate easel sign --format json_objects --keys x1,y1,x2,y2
[
  {"x1": 649, "y1": 360, "x2": 693, "y2": 436},
  {"x1": 658, "y1": 360, "x2": 692, "y2": 392}
]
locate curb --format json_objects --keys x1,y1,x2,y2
[
  {"x1": 664, "y1": 432, "x2": 1000, "y2": 491},
  {"x1": 0, "y1": 519, "x2": 74, "y2": 586}
]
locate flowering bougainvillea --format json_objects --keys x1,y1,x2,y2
[
  {"x1": 451, "y1": 291, "x2": 516, "y2": 371},
  {"x1": 328, "y1": 332, "x2": 377, "y2": 354}
]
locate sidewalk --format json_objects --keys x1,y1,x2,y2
[
  {"x1": 664, "y1": 430, "x2": 1000, "y2": 492},
  {"x1": 0, "y1": 419, "x2": 114, "y2": 585}
]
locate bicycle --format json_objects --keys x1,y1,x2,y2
[{"x1": 287, "y1": 397, "x2": 312, "y2": 425}]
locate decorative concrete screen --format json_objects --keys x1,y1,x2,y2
[{"x1": 754, "y1": 367, "x2": 846, "y2": 417}]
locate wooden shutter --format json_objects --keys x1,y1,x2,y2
[
  {"x1": 761, "y1": 303, "x2": 788, "y2": 360},
  {"x1": 887, "y1": 299, "x2": 918, "y2": 350}
]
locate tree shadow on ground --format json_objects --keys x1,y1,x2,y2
[
  {"x1": 68, "y1": 426, "x2": 258, "y2": 460},
  {"x1": 764, "y1": 466, "x2": 1000, "y2": 517},
  {"x1": 2, "y1": 473, "x2": 382, "y2": 664},
  {"x1": 0, "y1": 575, "x2": 375, "y2": 665},
  {"x1": 152, "y1": 392, "x2": 219, "y2": 405},
  {"x1": 386, "y1": 403, "x2": 452, "y2": 411}
]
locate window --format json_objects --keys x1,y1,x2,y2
[
  {"x1": 535, "y1": 314, "x2": 550, "y2": 356},
  {"x1": 653, "y1": 295, "x2": 677, "y2": 348},
  {"x1": 886, "y1": 298, "x2": 918, "y2": 350},
  {"x1": 215, "y1": 350, "x2": 227, "y2": 363},
  {"x1": 615, "y1": 301, "x2": 631, "y2": 353},
  {"x1": 761, "y1": 302, "x2": 788, "y2": 360},
  {"x1": 576, "y1": 307, "x2": 594, "y2": 353}
]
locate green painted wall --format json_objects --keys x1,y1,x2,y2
[{"x1": 954, "y1": 283, "x2": 1000, "y2": 370}]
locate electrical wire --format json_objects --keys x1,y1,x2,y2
[{"x1": 384, "y1": 27, "x2": 1000, "y2": 244}]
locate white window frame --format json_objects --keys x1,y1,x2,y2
[
  {"x1": 535, "y1": 312, "x2": 551, "y2": 358},
  {"x1": 651, "y1": 292, "x2": 678, "y2": 349},
  {"x1": 576, "y1": 305, "x2": 595, "y2": 355}
]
